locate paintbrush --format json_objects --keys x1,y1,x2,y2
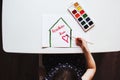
[{"x1": 66, "y1": 34, "x2": 94, "y2": 45}]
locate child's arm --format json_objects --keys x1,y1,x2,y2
[{"x1": 76, "y1": 38, "x2": 96, "y2": 80}]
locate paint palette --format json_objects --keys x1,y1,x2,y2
[{"x1": 68, "y1": 2, "x2": 94, "y2": 32}]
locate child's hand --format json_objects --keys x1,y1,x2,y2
[{"x1": 75, "y1": 37, "x2": 88, "y2": 50}]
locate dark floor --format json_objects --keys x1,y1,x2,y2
[{"x1": 1, "y1": 52, "x2": 120, "y2": 80}]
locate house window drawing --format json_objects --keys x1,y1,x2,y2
[{"x1": 49, "y1": 17, "x2": 72, "y2": 47}]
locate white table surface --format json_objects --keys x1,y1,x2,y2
[{"x1": 2, "y1": 0, "x2": 120, "y2": 54}]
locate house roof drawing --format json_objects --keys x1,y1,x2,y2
[{"x1": 49, "y1": 17, "x2": 72, "y2": 31}]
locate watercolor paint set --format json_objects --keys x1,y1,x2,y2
[{"x1": 68, "y1": 2, "x2": 94, "y2": 32}]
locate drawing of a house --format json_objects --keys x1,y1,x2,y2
[{"x1": 49, "y1": 17, "x2": 72, "y2": 47}]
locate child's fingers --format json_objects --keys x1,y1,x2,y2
[{"x1": 76, "y1": 38, "x2": 82, "y2": 46}]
